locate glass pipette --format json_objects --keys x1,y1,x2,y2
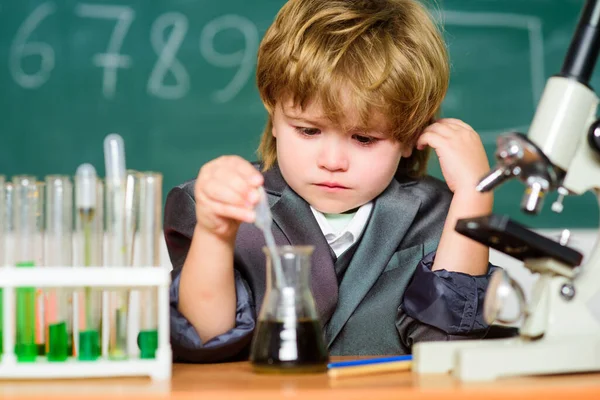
[{"x1": 255, "y1": 187, "x2": 285, "y2": 288}]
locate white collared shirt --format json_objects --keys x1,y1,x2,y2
[{"x1": 310, "y1": 202, "x2": 373, "y2": 257}]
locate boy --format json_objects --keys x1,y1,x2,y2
[{"x1": 166, "y1": 0, "x2": 498, "y2": 363}]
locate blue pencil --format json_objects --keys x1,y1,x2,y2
[{"x1": 328, "y1": 355, "x2": 412, "y2": 369}]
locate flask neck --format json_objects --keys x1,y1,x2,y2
[
  {"x1": 260, "y1": 245, "x2": 318, "y2": 321},
  {"x1": 264, "y1": 246, "x2": 313, "y2": 291}
]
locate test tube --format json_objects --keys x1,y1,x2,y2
[
  {"x1": 0, "y1": 175, "x2": 4, "y2": 355},
  {"x1": 0, "y1": 175, "x2": 4, "y2": 254},
  {"x1": 104, "y1": 134, "x2": 129, "y2": 360},
  {"x1": 44, "y1": 175, "x2": 73, "y2": 362},
  {"x1": 137, "y1": 172, "x2": 162, "y2": 359},
  {"x1": 35, "y1": 181, "x2": 45, "y2": 356},
  {"x1": 75, "y1": 164, "x2": 104, "y2": 361},
  {"x1": 1, "y1": 180, "x2": 14, "y2": 357},
  {"x1": 125, "y1": 170, "x2": 140, "y2": 357},
  {"x1": 3, "y1": 182, "x2": 14, "y2": 266},
  {"x1": 13, "y1": 175, "x2": 40, "y2": 362},
  {"x1": 125, "y1": 170, "x2": 140, "y2": 266}
]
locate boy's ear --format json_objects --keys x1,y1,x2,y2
[
  {"x1": 271, "y1": 109, "x2": 278, "y2": 138},
  {"x1": 401, "y1": 144, "x2": 413, "y2": 158}
]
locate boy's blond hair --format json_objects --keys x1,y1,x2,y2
[{"x1": 256, "y1": 0, "x2": 449, "y2": 178}]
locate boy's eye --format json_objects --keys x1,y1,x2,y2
[
  {"x1": 352, "y1": 134, "x2": 377, "y2": 145},
  {"x1": 295, "y1": 127, "x2": 321, "y2": 136}
]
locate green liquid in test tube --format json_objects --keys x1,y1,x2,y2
[
  {"x1": 75, "y1": 164, "x2": 103, "y2": 361},
  {"x1": 137, "y1": 172, "x2": 162, "y2": 359},
  {"x1": 45, "y1": 176, "x2": 73, "y2": 362},
  {"x1": 13, "y1": 176, "x2": 40, "y2": 362}
]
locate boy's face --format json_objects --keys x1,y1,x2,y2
[{"x1": 272, "y1": 98, "x2": 412, "y2": 214}]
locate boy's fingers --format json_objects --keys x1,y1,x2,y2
[
  {"x1": 203, "y1": 183, "x2": 248, "y2": 207},
  {"x1": 198, "y1": 191, "x2": 256, "y2": 223},
  {"x1": 438, "y1": 118, "x2": 474, "y2": 132},
  {"x1": 198, "y1": 157, "x2": 263, "y2": 201},
  {"x1": 424, "y1": 122, "x2": 455, "y2": 137},
  {"x1": 224, "y1": 156, "x2": 264, "y2": 186},
  {"x1": 212, "y1": 170, "x2": 260, "y2": 205},
  {"x1": 417, "y1": 131, "x2": 446, "y2": 150},
  {"x1": 210, "y1": 201, "x2": 256, "y2": 223}
]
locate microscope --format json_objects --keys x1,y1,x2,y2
[{"x1": 413, "y1": 0, "x2": 600, "y2": 381}]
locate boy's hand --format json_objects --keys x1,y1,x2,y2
[
  {"x1": 418, "y1": 119, "x2": 492, "y2": 275},
  {"x1": 417, "y1": 118, "x2": 490, "y2": 194},
  {"x1": 194, "y1": 156, "x2": 264, "y2": 242}
]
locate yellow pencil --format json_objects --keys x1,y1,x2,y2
[{"x1": 328, "y1": 360, "x2": 412, "y2": 379}]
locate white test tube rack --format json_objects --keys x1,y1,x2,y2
[{"x1": 0, "y1": 266, "x2": 172, "y2": 381}]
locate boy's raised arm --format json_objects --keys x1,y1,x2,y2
[
  {"x1": 178, "y1": 225, "x2": 238, "y2": 343},
  {"x1": 432, "y1": 189, "x2": 493, "y2": 275},
  {"x1": 416, "y1": 118, "x2": 493, "y2": 275},
  {"x1": 165, "y1": 156, "x2": 264, "y2": 361},
  {"x1": 176, "y1": 156, "x2": 262, "y2": 342}
]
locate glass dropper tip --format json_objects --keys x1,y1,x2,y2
[{"x1": 103, "y1": 133, "x2": 126, "y2": 186}]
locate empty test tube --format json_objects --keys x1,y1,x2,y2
[
  {"x1": 104, "y1": 134, "x2": 129, "y2": 360},
  {"x1": 0, "y1": 175, "x2": 4, "y2": 254},
  {"x1": 137, "y1": 172, "x2": 162, "y2": 359},
  {"x1": 44, "y1": 175, "x2": 73, "y2": 361},
  {"x1": 1, "y1": 180, "x2": 14, "y2": 357},
  {"x1": 124, "y1": 170, "x2": 140, "y2": 358},
  {"x1": 75, "y1": 164, "x2": 104, "y2": 361},
  {"x1": 0, "y1": 176, "x2": 4, "y2": 354},
  {"x1": 2, "y1": 182, "x2": 14, "y2": 267},
  {"x1": 13, "y1": 175, "x2": 40, "y2": 362},
  {"x1": 125, "y1": 170, "x2": 140, "y2": 266}
]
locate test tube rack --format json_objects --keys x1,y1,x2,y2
[{"x1": 0, "y1": 266, "x2": 172, "y2": 381}]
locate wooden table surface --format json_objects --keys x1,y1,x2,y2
[{"x1": 2, "y1": 358, "x2": 600, "y2": 400}]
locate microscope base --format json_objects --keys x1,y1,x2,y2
[{"x1": 413, "y1": 335, "x2": 600, "y2": 381}]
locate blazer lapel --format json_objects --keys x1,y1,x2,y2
[
  {"x1": 267, "y1": 172, "x2": 338, "y2": 324},
  {"x1": 325, "y1": 179, "x2": 421, "y2": 347}
]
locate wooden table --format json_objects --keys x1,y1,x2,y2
[{"x1": 2, "y1": 359, "x2": 600, "y2": 399}]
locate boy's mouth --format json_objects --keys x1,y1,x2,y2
[{"x1": 315, "y1": 182, "x2": 349, "y2": 190}]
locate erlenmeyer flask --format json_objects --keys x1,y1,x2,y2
[{"x1": 250, "y1": 245, "x2": 329, "y2": 373}]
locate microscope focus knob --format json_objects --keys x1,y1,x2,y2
[{"x1": 588, "y1": 119, "x2": 600, "y2": 156}]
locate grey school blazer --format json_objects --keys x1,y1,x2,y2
[{"x1": 165, "y1": 163, "x2": 498, "y2": 363}]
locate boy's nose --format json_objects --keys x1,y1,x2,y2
[{"x1": 317, "y1": 140, "x2": 349, "y2": 172}]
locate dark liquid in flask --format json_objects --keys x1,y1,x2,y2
[{"x1": 250, "y1": 319, "x2": 329, "y2": 373}]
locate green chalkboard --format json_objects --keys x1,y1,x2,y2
[{"x1": 0, "y1": 0, "x2": 598, "y2": 229}]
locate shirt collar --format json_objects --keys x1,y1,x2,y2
[{"x1": 310, "y1": 202, "x2": 373, "y2": 244}]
